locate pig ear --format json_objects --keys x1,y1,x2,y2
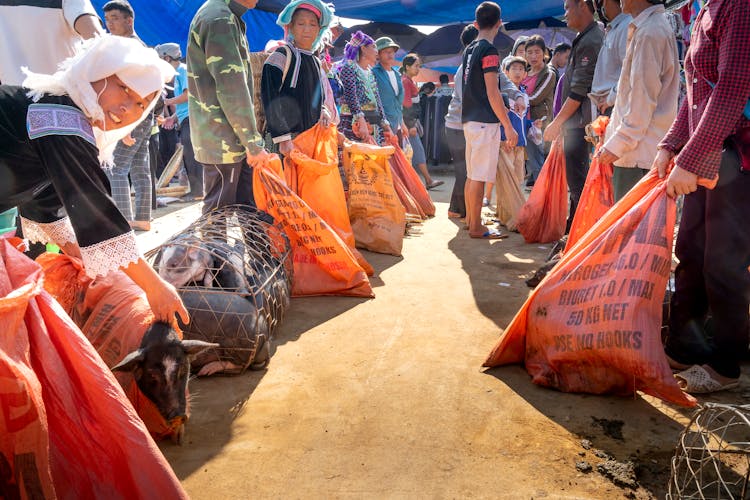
[
  {"x1": 181, "y1": 340, "x2": 220, "y2": 356},
  {"x1": 111, "y1": 349, "x2": 145, "y2": 372}
]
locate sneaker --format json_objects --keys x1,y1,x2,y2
[{"x1": 482, "y1": 197, "x2": 489, "y2": 207}]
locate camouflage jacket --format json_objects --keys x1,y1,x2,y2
[{"x1": 187, "y1": 0, "x2": 263, "y2": 164}]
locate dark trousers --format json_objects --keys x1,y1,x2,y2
[
  {"x1": 179, "y1": 118, "x2": 204, "y2": 198},
  {"x1": 149, "y1": 132, "x2": 159, "y2": 209},
  {"x1": 665, "y1": 145, "x2": 750, "y2": 378},
  {"x1": 563, "y1": 127, "x2": 591, "y2": 228},
  {"x1": 445, "y1": 127, "x2": 467, "y2": 217},
  {"x1": 201, "y1": 159, "x2": 254, "y2": 215},
  {"x1": 158, "y1": 126, "x2": 179, "y2": 178}
]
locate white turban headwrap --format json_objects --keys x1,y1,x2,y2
[{"x1": 21, "y1": 34, "x2": 175, "y2": 167}]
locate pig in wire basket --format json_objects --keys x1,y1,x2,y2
[
  {"x1": 146, "y1": 205, "x2": 292, "y2": 375},
  {"x1": 668, "y1": 403, "x2": 750, "y2": 499}
]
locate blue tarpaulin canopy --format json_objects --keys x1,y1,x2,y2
[{"x1": 90, "y1": 0, "x2": 564, "y2": 53}]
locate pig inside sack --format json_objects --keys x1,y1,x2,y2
[{"x1": 147, "y1": 205, "x2": 293, "y2": 376}]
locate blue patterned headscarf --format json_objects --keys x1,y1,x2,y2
[
  {"x1": 344, "y1": 31, "x2": 375, "y2": 62},
  {"x1": 276, "y1": 0, "x2": 335, "y2": 52}
]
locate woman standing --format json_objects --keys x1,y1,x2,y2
[
  {"x1": 261, "y1": 0, "x2": 336, "y2": 156},
  {"x1": 0, "y1": 35, "x2": 187, "y2": 324},
  {"x1": 522, "y1": 35, "x2": 557, "y2": 185},
  {"x1": 337, "y1": 31, "x2": 391, "y2": 145},
  {"x1": 401, "y1": 53, "x2": 442, "y2": 189}
]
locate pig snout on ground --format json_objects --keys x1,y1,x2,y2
[{"x1": 112, "y1": 321, "x2": 217, "y2": 439}]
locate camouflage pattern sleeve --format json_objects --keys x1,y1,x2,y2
[{"x1": 202, "y1": 14, "x2": 263, "y2": 155}]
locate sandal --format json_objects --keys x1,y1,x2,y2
[
  {"x1": 674, "y1": 365, "x2": 740, "y2": 394},
  {"x1": 426, "y1": 180, "x2": 444, "y2": 190},
  {"x1": 470, "y1": 229, "x2": 508, "y2": 240}
]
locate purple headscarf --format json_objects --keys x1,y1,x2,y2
[{"x1": 344, "y1": 31, "x2": 375, "y2": 62}]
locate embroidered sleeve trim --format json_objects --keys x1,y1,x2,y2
[
  {"x1": 20, "y1": 216, "x2": 78, "y2": 246},
  {"x1": 79, "y1": 231, "x2": 142, "y2": 278},
  {"x1": 265, "y1": 51, "x2": 287, "y2": 72},
  {"x1": 27, "y1": 103, "x2": 96, "y2": 147}
]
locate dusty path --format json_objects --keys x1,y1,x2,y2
[{"x1": 145, "y1": 176, "x2": 749, "y2": 499}]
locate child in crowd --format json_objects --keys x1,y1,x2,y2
[{"x1": 495, "y1": 57, "x2": 542, "y2": 231}]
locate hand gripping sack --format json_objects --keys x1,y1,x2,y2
[
  {"x1": 516, "y1": 138, "x2": 568, "y2": 243},
  {"x1": 345, "y1": 142, "x2": 407, "y2": 256},
  {"x1": 484, "y1": 170, "x2": 697, "y2": 406},
  {"x1": 0, "y1": 238, "x2": 187, "y2": 499},
  {"x1": 36, "y1": 253, "x2": 184, "y2": 441},
  {"x1": 253, "y1": 154, "x2": 374, "y2": 297},
  {"x1": 285, "y1": 123, "x2": 374, "y2": 275},
  {"x1": 565, "y1": 116, "x2": 613, "y2": 252}
]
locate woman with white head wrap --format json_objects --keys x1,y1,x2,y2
[
  {"x1": 0, "y1": 34, "x2": 189, "y2": 325},
  {"x1": 261, "y1": 0, "x2": 337, "y2": 156}
]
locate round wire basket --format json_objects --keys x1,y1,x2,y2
[
  {"x1": 146, "y1": 205, "x2": 292, "y2": 373},
  {"x1": 668, "y1": 403, "x2": 750, "y2": 499}
]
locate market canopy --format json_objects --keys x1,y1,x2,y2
[
  {"x1": 256, "y1": 0, "x2": 565, "y2": 25},
  {"x1": 90, "y1": 0, "x2": 565, "y2": 53}
]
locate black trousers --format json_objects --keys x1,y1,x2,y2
[
  {"x1": 179, "y1": 118, "x2": 204, "y2": 198},
  {"x1": 665, "y1": 145, "x2": 750, "y2": 378},
  {"x1": 563, "y1": 127, "x2": 591, "y2": 229},
  {"x1": 445, "y1": 126, "x2": 467, "y2": 217},
  {"x1": 200, "y1": 159, "x2": 254, "y2": 215}
]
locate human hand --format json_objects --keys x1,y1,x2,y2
[
  {"x1": 532, "y1": 118, "x2": 544, "y2": 130},
  {"x1": 122, "y1": 134, "x2": 136, "y2": 147},
  {"x1": 145, "y1": 278, "x2": 190, "y2": 325},
  {"x1": 505, "y1": 127, "x2": 519, "y2": 148},
  {"x1": 246, "y1": 147, "x2": 270, "y2": 168},
  {"x1": 156, "y1": 115, "x2": 166, "y2": 126},
  {"x1": 356, "y1": 116, "x2": 369, "y2": 139},
  {"x1": 666, "y1": 165, "x2": 698, "y2": 198},
  {"x1": 514, "y1": 96, "x2": 525, "y2": 114},
  {"x1": 543, "y1": 119, "x2": 561, "y2": 142},
  {"x1": 319, "y1": 108, "x2": 331, "y2": 128},
  {"x1": 162, "y1": 116, "x2": 177, "y2": 130},
  {"x1": 409, "y1": 127, "x2": 417, "y2": 137},
  {"x1": 596, "y1": 147, "x2": 618, "y2": 166},
  {"x1": 278, "y1": 140, "x2": 294, "y2": 156},
  {"x1": 651, "y1": 148, "x2": 674, "y2": 179}
]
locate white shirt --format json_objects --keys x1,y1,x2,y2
[
  {"x1": 0, "y1": 0, "x2": 99, "y2": 85},
  {"x1": 386, "y1": 70, "x2": 398, "y2": 95},
  {"x1": 603, "y1": 5, "x2": 680, "y2": 169},
  {"x1": 590, "y1": 13, "x2": 632, "y2": 110}
]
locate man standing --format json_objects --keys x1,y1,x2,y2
[
  {"x1": 597, "y1": 0, "x2": 679, "y2": 201},
  {"x1": 589, "y1": 0, "x2": 631, "y2": 116},
  {"x1": 187, "y1": 0, "x2": 266, "y2": 214},
  {"x1": 103, "y1": 0, "x2": 154, "y2": 231},
  {"x1": 372, "y1": 37, "x2": 405, "y2": 139},
  {"x1": 549, "y1": 43, "x2": 571, "y2": 80},
  {"x1": 158, "y1": 43, "x2": 204, "y2": 202},
  {"x1": 544, "y1": 0, "x2": 603, "y2": 229},
  {"x1": 462, "y1": 1, "x2": 517, "y2": 239}
]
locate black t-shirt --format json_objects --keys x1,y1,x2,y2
[{"x1": 461, "y1": 39, "x2": 500, "y2": 124}]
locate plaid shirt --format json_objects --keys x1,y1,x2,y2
[{"x1": 659, "y1": 0, "x2": 750, "y2": 179}]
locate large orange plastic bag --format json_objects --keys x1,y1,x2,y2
[
  {"x1": 0, "y1": 239, "x2": 188, "y2": 498},
  {"x1": 253, "y1": 154, "x2": 374, "y2": 297},
  {"x1": 0, "y1": 256, "x2": 55, "y2": 499},
  {"x1": 565, "y1": 117, "x2": 613, "y2": 252},
  {"x1": 387, "y1": 135, "x2": 436, "y2": 217},
  {"x1": 484, "y1": 170, "x2": 697, "y2": 406},
  {"x1": 516, "y1": 138, "x2": 568, "y2": 243},
  {"x1": 345, "y1": 142, "x2": 407, "y2": 256},
  {"x1": 37, "y1": 253, "x2": 181, "y2": 441},
  {"x1": 285, "y1": 124, "x2": 374, "y2": 276}
]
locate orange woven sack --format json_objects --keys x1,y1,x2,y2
[
  {"x1": 387, "y1": 135, "x2": 436, "y2": 217},
  {"x1": 516, "y1": 138, "x2": 568, "y2": 243},
  {"x1": 37, "y1": 253, "x2": 182, "y2": 441},
  {"x1": 285, "y1": 123, "x2": 374, "y2": 276},
  {"x1": 392, "y1": 168, "x2": 426, "y2": 218},
  {"x1": 345, "y1": 142, "x2": 407, "y2": 256},
  {"x1": 0, "y1": 239, "x2": 187, "y2": 499},
  {"x1": 565, "y1": 117, "x2": 613, "y2": 252},
  {"x1": 484, "y1": 170, "x2": 699, "y2": 407},
  {"x1": 253, "y1": 154, "x2": 374, "y2": 297}
]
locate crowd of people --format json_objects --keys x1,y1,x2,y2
[{"x1": 0, "y1": 0, "x2": 747, "y2": 394}]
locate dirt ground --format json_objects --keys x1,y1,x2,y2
[{"x1": 141, "y1": 173, "x2": 750, "y2": 499}]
